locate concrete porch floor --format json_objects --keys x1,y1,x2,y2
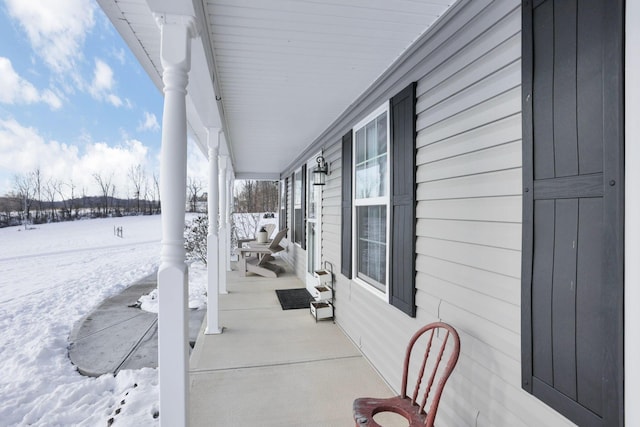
[{"x1": 189, "y1": 265, "x2": 404, "y2": 426}]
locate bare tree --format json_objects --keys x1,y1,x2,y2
[
  {"x1": 142, "y1": 176, "x2": 154, "y2": 214},
  {"x1": 93, "y1": 172, "x2": 114, "y2": 217},
  {"x1": 54, "y1": 180, "x2": 71, "y2": 220},
  {"x1": 128, "y1": 164, "x2": 146, "y2": 214},
  {"x1": 110, "y1": 183, "x2": 119, "y2": 216},
  {"x1": 235, "y1": 180, "x2": 255, "y2": 212},
  {"x1": 153, "y1": 172, "x2": 161, "y2": 214},
  {"x1": 0, "y1": 192, "x2": 22, "y2": 227},
  {"x1": 235, "y1": 180, "x2": 278, "y2": 213},
  {"x1": 13, "y1": 173, "x2": 34, "y2": 228},
  {"x1": 187, "y1": 177, "x2": 203, "y2": 213},
  {"x1": 43, "y1": 179, "x2": 58, "y2": 222},
  {"x1": 80, "y1": 186, "x2": 90, "y2": 216},
  {"x1": 32, "y1": 168, "x2": 43, "y2": 222}
]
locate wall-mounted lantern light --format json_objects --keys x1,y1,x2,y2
[{"x1": 313, "y1": 155, "x2": 329, "y2": 186}]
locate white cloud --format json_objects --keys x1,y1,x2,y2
[
  {"x1": 186, "y1": 137, "x2": 210, "y2": 192},
  {"x1": 0, "y1": 118, "x2": 152, "y2": 198},
  {"x1": 137, "y1": 112, "x2": 160, "y2": 132},
  {"x1": 112, "y1": 47, "x2": 126, "y2": 65},
  {"x1": 5, "y1": 0, "x2": 95, "y2": 74},
  {"x1": 0, "y1": 57, "x2": 62, "y2": 110},
  {"x1": 89, "y1": 59, "x2": 122, "y2": 107},
  {"x1": 92, "y1": 59, "x2": 114, "y2": 92},
  {"x1": 107, "y1": 94, "x2": 123, "y2": 107}
]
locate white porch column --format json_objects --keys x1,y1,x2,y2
[
  {"x1": 206, "y1": 128, "x2": 222, "y2": 334},
  {"x1": 218, "y1": 155, "x2": 229, "y2": 294},
  {"x1": 155, "y1": 13, "x2": 196, "y2": 427}
]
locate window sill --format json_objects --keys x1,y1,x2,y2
[{"x1": 353, "y1": 276, "x2": 387, "y2": 302}]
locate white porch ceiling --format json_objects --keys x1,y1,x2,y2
[{"x1": 98, "y1": 0, "x2": 455, "y2": 178}]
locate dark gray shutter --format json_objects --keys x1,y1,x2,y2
[
  {"x1": 301, "y1": 164, "x2": 307, "y2": 250},
  {"x1": 521, "y1": 1, "x2": 623, "y2": 425},
  {"x1": 341, "y1": 131, "x2": 353, "y2": 278},
  {"x1": 290, "y1": 172, "x2": 294, "y2": 240},
  {"x1": 389, "y1": 82, "x2": 417, "y2": 317}
]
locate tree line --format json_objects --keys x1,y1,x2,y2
[
  {"x1": 0, "y1": 166, "x2": 161, "y2": 228},
  {"x1": 1, "y1": 172, "x2": 281, "y2": 228},
  {"x1": 185, "y1": 179, "x2": 280, "y2": 214}
]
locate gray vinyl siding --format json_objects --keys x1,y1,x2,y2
[
  {"x1": 321, "y1": 1, "x2": 574, "y2": 426},
  {"x1": 282, "y1": 0, "x2": 577, "y2": 425}
]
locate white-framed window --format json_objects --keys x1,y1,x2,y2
[
  {"x1": 341, "y1": 82, "x2": 416, "y2": 316},
  {"x1": 353, "y1": 103, "x2": 389, "y2": 294}
]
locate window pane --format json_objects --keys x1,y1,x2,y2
[
  {"x1": 294, "y1": 170, "x2": 302, "y2": 208},
  {"x1": 355, "y1": 161, "x2": 381, "y2": 199},
  {"x1": 355, "y1": 129, "x2": 365, "y2": 164},
  {"x1": 366, "y1": 121, "x2": 377, "y2": 159},
  {"x1": 308, "y1": 173, "x2": 316, "y2": 220},
  {"x1": 378, "y1": 155, "x2": 387, "y2": 197},
  {"x1": 377, "y1": 112, "x2": 387, "y2": 156},
  {"x1": 355, "y1": 111, "x2": 388, "y2": 200},
  {"x1": 356, "y1": 205, "x2": 387, "y2": 291}
]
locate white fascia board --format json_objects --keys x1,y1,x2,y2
[{"x1": 234, "y1": 172, "x2": 281, "y2": 181}]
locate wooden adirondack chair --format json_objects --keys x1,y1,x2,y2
[{"x1": 237, "y1": 228, "x2": 288, "y2": 278}]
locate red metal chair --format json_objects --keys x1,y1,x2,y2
[{"x1": 353, "y1": 322, "x2": 461, "y2": 427}]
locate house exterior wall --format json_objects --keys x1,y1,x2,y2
[
  {"x1": 284, "y1": 0, "x2": 633, "y2": 425},
  {"x1": 289, "y1": 1, "x2": 579, "y2": 426},
  {"x1": 329, "y1": 2, "x2": 574, "y2": 425}
]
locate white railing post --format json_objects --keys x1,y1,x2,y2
[
  {"x1": 206, "y1": 129, "x2": 222, "y2": 334},
  {"x1": 155, "y1": 13, "x2": 197, "y2": 427},
  {"x1": 218, "y1": 155, "x2": 228, "y2": 294}
]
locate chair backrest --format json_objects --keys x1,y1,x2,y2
[
  {"x1": 263, "y1": 223, "x2": 276, "y2": 238},
  {"x1": 268, "y1": 228, "x2": 288, "y2": 250},
  {"x1": 400, "y1": 322, "x2": 460, "y2": 427}
]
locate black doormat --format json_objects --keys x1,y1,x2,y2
[{"x1": 275, "y1": 288, "x2": 314, "y2": 310}]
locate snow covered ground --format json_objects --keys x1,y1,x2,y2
[{"x1": 0, "y1": 215, "x2": 206, "y2": 426}]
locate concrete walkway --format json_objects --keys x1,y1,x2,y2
[
  {"x1": 189, "y1": 265, "x2": 404, "y2": 427},
  {"x1": 68, "y1": 271, "x2": 205, "y2": 377}
]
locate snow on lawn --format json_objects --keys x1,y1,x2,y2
[{"x1": 0, "y1": 215, "x2": 206, "y2": 426}]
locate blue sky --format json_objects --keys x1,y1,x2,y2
[{"x1": 0, "y1": 0, "x2": 188, "y2": 198}]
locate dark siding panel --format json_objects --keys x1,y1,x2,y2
[
  {"x1": 521, "y1": 0, "x2": 535, "y2": 393},
  {"x1": 390, "y1": 82, "x2": 416, "y2": 317},
  {"x1": 553, "y1": 0, "x2": 578, "y2": 178},
  {"x1": 341, "y1": 131, "x2": 353, "y2": 278},
  {"x1": 531, "y1": 200, "x2": 554, "y2": 386},
  {"x1": 600, "y1": 2, "x2": 625, "y2": 424},
  {"x1": 285, "y1": 177, "x2": 289, "y2": 231},
  {"x1": 576, "y1": 198, "x2": 603, "y2": 416},
  {"x1": 523, "y1": 1, "x2": 624, "y2": 424},
  {"x1": 291, "y1": 172, "x2": 295, "y2": 240},
  {"x1": 280, "y1": 178, "x2": 288, "y2": 231},
  {"x1": 551, "y1": 198, "x2": 578, "y2": 399},
  {"x1": 532, "y1": 1, "x2": 554, "y2": 180},
  {"x1": 576, "y1": 1, "x2": 604, "y2": 175}
]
